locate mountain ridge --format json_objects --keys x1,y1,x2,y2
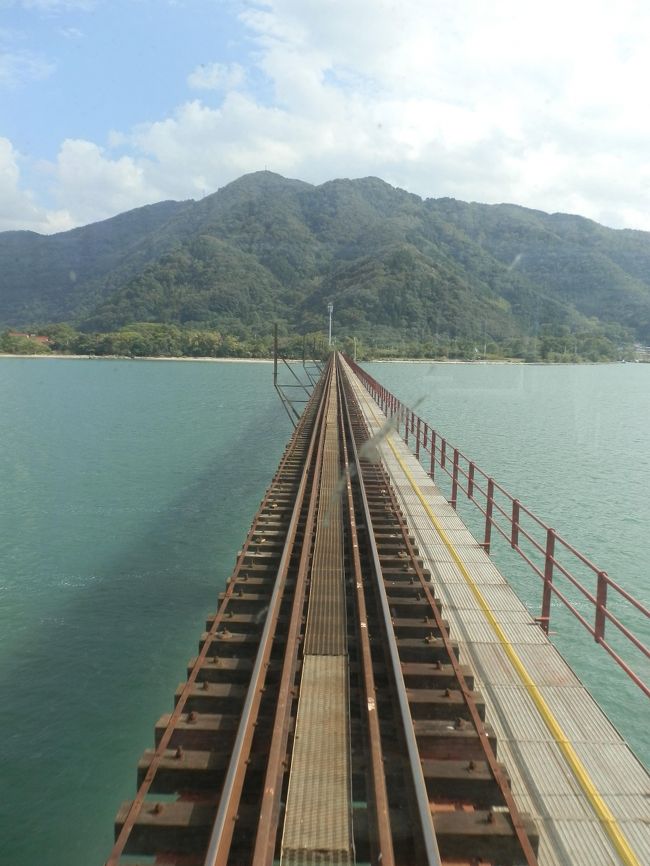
[{"x1": 2, "y1": 171, "x2": 649, "y2": 344}]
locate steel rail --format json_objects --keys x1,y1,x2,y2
[
  {"x1": 105, "y1": 368, "x2": 327, "y2": 866},
  {"x1": 349, "y1": 360, "x2": 642, "y2": 866},
  {"x1": 345, "y1": 382, "x2": 540, "y2": 866},
  {"x1": 336, "y1": 363, "x2": 395, "y2": 866},
  {"x1": 336, "y1": 357, "x2": 442, "y2": 866},
  {"x1": 346, "y1": 356, "x2": 649, "y2": 693},
  {"x1": 203, "y1": 357, "x2": 334, "y2": 866},
  {"x1": 250, "y1": 363, "x2": 335, "y2": 866}
]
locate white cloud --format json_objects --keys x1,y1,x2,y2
[
  {"x1": 52, "y1": 139, "x2": 162, "y2": 224},
  {"x1": 58, "y1": 26, "x2": 84, "y2": 39},
  {"x1": 0, "y1": 138, "x2": 73, "y2": 232},
  {"x1": 187, "y1": 61, "x2": 245, "y2": 91},
  {"x1": 0, "y1": 49, "x2": 55, "y2": 86},
  {"x1": 5, "y1": 0, "x2": 650, "y2": 231}
]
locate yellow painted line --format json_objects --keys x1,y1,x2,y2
[{"x1": 359, "y1": 387, "x2": 640, "y2": 866}]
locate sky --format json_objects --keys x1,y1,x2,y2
[{"x1": 1, "y1": 0, "x2": 649, "y2": 233}]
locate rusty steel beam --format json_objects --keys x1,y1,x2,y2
[
  {"x1": 338, "y1": 358, "x2": 539, "y2": 866},
  {"x1": 337, "y1": 369, "x2": 395, "y2": 866},
  {"x1": 249, "y1": 367, "x2": 334, "y2": 866},
  {"x1": 203, "y1": 360, "x2": 334, "y2": 866}
]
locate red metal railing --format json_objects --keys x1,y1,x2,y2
[{"x1": 346, "y1": 357, "x2": 650, "y2": 699}]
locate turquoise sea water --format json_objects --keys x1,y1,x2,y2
[
  {"x1": 365, "y1": 361, "x2": 650, "y2": 762},
  {"x1": 0, "y1": 358, "x2": 289, "y2": 866},
  {"x1": 0, "y1": 357, "x2": 648, "y2": 866}
]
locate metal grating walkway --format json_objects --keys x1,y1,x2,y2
[
  {"x1": 281, "y1": 656, "x2": 351, "y2": 863},
  {"x1": 281, "y1": 365, "x2": 354, "y2": 866},
  {"x1": 304, "y1": 372, "x2": 347, "y2": 655},
  {"x1": 344, "y1": 358, "x2": 650, "y2": 866}
]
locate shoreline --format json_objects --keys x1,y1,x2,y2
[
  {"x1": 0, "y1": 353, "x2": 630, "y2": 365},
  {"x1": 0, "y1": 353, "x2": 276, "y2": 363},
  {"x1": 1, "y1": 353, "x2": 641, "y2": 366}
]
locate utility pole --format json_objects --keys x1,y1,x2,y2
[
  {"x1": 273, "y1": 323, "x2": 278, "y2": 386},
  {"x1": 327, "y1": 302, "x2": 333, "y2": 347}
]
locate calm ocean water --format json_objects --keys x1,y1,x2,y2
[{"x1": 0, "y1": 357, "x2": 648, "y2": 866}]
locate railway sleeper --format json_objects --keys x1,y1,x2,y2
[
  {"x1": 137, "y1": 747, "x2": 268, "y2": 792},
  {"x1": 199, "y1": 631, "x2": 288, "y2": 658},
  {"x1": 349, "y1": 804, "x2": 538, "y2": 866},
  {"x1": 115, "y1": 799, "x2": 536, "y2": 865},
  {"x1": 114, "y1": 800, "x2": 238, "y2": 857},
  {"x1": 387, "y1": 597, "x2": 441, "y2": 615},
  {"x1": 420, "y1": 758, "x2": 510, "y2": 808},
  {"x1": 175, "y1": 680, "x2": 246, "y2": 708},
  {"x1": 405, "y1": 686, "x2": 486, "y2": 721},
  {"x1": 221, "y1": 574, "x2": 287, "y2": 590},
  {"x1": 215, "y1": 593, "x2": 275, "y2": 612},
  {"x1": 205, "y1": 612, "x2": 286, "y2": 635},
  {"x1": 382, "y1": 573, "x2": 434, "y2": 593},
  {"x1": 432, "y1": 809, "x2": 539, "y2": 863},
  {"x1": 187, "y1": 655, "x2": 289, "y2": 685},
  {"x1": 414, "y1": 718, "x2": 498, "y2": 760},
  {"x1": 394, "y1": 636, "x2": 460, "y2": 662},
  {"x1": 219, "y1": 563, "x2": 279, "y2": 581},
  {"x1": 155, "y1": 712, "x2": 283, "y2": 751},
  {"x1": 400, "y1": 660, "x2": 475, "y2": 690},
  {"x1": 391, "y1": 617, "x2": 450, "y2": 639},
  {"x1": 380, "y1": 560, "x2": 429, "y2": 578}
]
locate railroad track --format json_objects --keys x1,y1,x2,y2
[{"x1": 107, "y1": 353, "x2": 539, "y2": 866}]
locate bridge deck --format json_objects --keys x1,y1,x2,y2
[
  {"x1": 281, "y1": 363, "x2": 354, "y2": 864},
  {"x1": 345, "y1": 358, "x2": 649, "y2": 866}
]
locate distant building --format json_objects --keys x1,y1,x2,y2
[{"x1": 8, "y1": 332, "x2": 52, "y2": 345}]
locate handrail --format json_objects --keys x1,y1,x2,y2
[{"x1": 345, "y1": 356, "x2": 650, "y2": 699}]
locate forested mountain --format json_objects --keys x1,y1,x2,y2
[
  {"x1": 2, "y1": 172, "x2": 649, "y2": 347},
  {"x1": 0, "y1": 199, "x2": 191, "y2": 324}
]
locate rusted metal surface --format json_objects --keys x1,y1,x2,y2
[
  {"x1": 303, "y1": 371, "x2": 347, "y2": 656},
  {"x1": 281, "y1": 365, "x2": 353, "y2": 865},
  {"x1": 281, "y1": 656, "x2": 352, "y2": 862},
  {"x1": 338, "y1": 370, "x2": 395, "y2": 866},
  {"x1": 352, "y1": 408, "x2": 539, "y2": 866},
  {"x1": 107, "y1": 352, "x2": 540, "y2": 866},
  {"x1": 203, "y1": 363, "x2": 334, "y2": 866}
]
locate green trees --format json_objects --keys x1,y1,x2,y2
[
  {"x1": 0, "y1": 331, "x2": 52, "y2": 354},
  {"x1": 1, "y1": 173, "x2": 647, "y2": 357}
]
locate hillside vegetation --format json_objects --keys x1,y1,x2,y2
[{"x1": 1, "y1": 172, "x2": 649, "y2": 358}]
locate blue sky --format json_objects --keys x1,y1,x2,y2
[
  {"x1": 1, "y1": 0, "x2": 649, "y2": 232},
  {"x1": 2, "y1": 1, "x2": 250, "y2": 157}
]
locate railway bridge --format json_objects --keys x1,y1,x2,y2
[{"x1": 107, "y1": 353, "x2": 649, "y2": 866}]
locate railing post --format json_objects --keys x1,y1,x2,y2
[
  {"x1": 430, "y1": 431, "x2": 436, "y2": 479},
  {"x1": 423, "y1": 423, "x2": 428, "y2": 450},
  {"x1": 541, "y1": 528, "x2": 556, "y2": 634},
  {"x1": 411, "y1": 412, "x2": 415, "y2": 434},
  {"x1": 468, "y1": 462, "x2": 475, "y2": 500},
  {"x1": 415, "y1": 417, "x2": 421, "y2": 461},
  {"x1": 440, "y1": 438, "x2": 446, "y2": 469},
  {"x1": 451, "y1": 448, "x2": 459, "y2": 509},
  {"x1": 511, "y1": 499, "x2": 520, "y2": 549},
  {"x1": 595, "y1": 571, "x2": 608, "y2": 642},
  {"x1": 404, "y1": 409, "x2": 409, "y2": 444},
  {"x1": 484, "y1": 478, "x2": 494, "y2": 553}
]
